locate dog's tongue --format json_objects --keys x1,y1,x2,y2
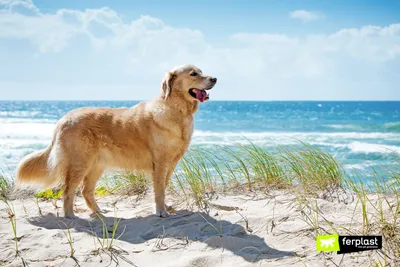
[{"x1": 195, "y1": 89, "x2": 207, "y2": 102}]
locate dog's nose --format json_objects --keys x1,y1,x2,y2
[{"x1": 209, "y1": 77, "x2": 217, "y2": 83}]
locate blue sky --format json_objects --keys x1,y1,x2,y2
[
  {"x1": 33, "y1": 0, "x2": 400, "y2": 36},
  {"x1": 0, "y1": 0, "x2": 399, "y2": 100}
]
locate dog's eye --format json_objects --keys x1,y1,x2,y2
[{"x1": 190, "y1": 72, "x2": 198, "y2": 76}]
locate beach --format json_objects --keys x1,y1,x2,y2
[
  {"x1": 1, "y1": 187, "x2": 398, "y2": 267},
  {"x1": 1, "y1": 101, "x2": 399, "y2": 266}
]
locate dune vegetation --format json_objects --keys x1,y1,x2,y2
[{"x1": 1, "y1": 141, "x2": 399, "y2": 266}]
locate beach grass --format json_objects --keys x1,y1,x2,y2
[
  {"x1": 294, "y1": 158, "x2": 400, "y2": 265},
  {"x1": 0, "y1": 172, "x2": 13, "y2": 199},
  {"x1": 2, "y1": 198, "x2": 19, "y2": 255},
  {"x1": 103, "y1": 171, "x2": 150, "y2": 196},
  {"x1": 59, "y1": 221, "x2": 76, "y2": 258},
  {"x1": 0, "y1": 196, "x2": 29, "y2": 266},
  {"x1": 173, "y1": 141, "x2": 345, "y2": 207},
  {"x1": 90, "y1": 212, "x2": 123, "y2": 251}
]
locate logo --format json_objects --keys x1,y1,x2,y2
[
  {"x1": 316, "y1": 234, "x2": 340, "y2": 252},
  {"x1": 316, "y1": 235, "x2": 382, "y2": 254}
]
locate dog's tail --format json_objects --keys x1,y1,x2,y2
[{"x1": 16, "y1": 145, "x2": 56, "y2": 188}]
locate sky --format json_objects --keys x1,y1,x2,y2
[{"x1": 0, "y1": 0, "x2": 399, "y2": 100}]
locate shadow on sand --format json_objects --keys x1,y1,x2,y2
[{"x1": 28, "y1": 210, "x2": 295, "y2": 262}]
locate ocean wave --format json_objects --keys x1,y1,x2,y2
[
  {"x1": 1, "y1": 122, "x2": 399, "y2": 147},
  {"x1": 384, "y1": 122, "x2": 400, "y2": 132},
  {"x1": 1, "y1": 126, "x2": 399, "y2": 161},
  {"x1": 0, "y1": 122, "x2": 55, "y2": 139},
  {"x1": 0, "y1": 118, "x2": 56, "y2": 124},
  {"x1": 325, "y1": 124, "x2": 364, "y2": 131},
  {"x1": 0, "y1": 111, "x2": 41, "y2": 118},
  {"x1": 347, "y1": 142, "x2": 400, "y2": 154},
  {"x1": 2, "y1": 120, "x2": 400, "y2": 141},
  {"x1": 325, "y1": 122, "x2": 400, "y2": 133},
  {"x1": 342, "y1": 162, "x2": 379, "y2": 171},
  {"x1": 0, "y1": 139, "x2": 49, "y2": 148},
  {"x1": 343, "y1": 163, "x2": 371, "y2": 170},
  {"x1": 192, "y1": 130, "x2": 400, "y2": 141},
  {"x1": 191, "y1": 132, "x2": 400, "y2": 160}
]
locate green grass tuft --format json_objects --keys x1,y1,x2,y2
[
  {"x1": 97, "y1": 171, "x2": 150, "y2": 196},
  {"x1": 0, "y1": 173, "x2": 13, "y2": 199},
  {"x1": 280, "y1": 143, "x2": 343, "y2": 193},
  {"x1": 174, "y1": 141, "x2": 344, "y2": 203}
]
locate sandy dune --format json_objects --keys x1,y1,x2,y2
[{"x1": 0, "y1": 190, "x2": 388, "y2": 267}]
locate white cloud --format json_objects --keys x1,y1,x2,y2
[
  {"x1": 0, "y1": 0, "x2": 39, "y2": 15},
  {"x1": 289, "y1": 10, "x2": 323, "y2": 22},
  {"x1": 0, "y1": 0, "x2": 399, "y2": 100}
]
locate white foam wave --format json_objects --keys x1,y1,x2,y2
[
  {"x1": 343, "y1": 164, "x2": 369, "y2": 170},
  {"x1": 192, "y1": 130, "x2": 400, "y2": 141},
  {"x1": 0, "y1": 139, "x2": 49, "y2": 149},
  {"x1": 0, "y1": 111, "x2": 43, "y2": 117},
  {"x1": 0, "y1": 122, "x2": 55, "y2": 139},
  {"x1": 0, "y1": 122, "x2": 54, "y2": 172},
  {"x1": 348, "y1": 142, "x2": 400, "y2": 154},
  {"x1": 191, "y1": 131, "x2": 400, "y2": 155},
  {"x1": 1, "y1": 123, "x2": 399, "y2": 142},
  {"x1": 343, "y1": 161, "x2": 377, "y2": 171},
  {"x1": 325, "y1": 124, "x2": 364, "y2": 130},
  {"x1": 0, "y1": 118, "x2": 56, "y2": 124},
  {"x1": 307, "y1": 142, "x2": 348, "y2": 149}
]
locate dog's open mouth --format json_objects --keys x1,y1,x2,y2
[{"x1": 189, "y1": 89, "x2": 209, "y2": 102}]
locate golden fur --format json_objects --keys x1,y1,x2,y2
[{"x1": 16, "y1": 64, "x2": 217, "y2": 218}]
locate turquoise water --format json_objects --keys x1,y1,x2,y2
[{"x1": 1, "y1": 101, "x2": 399, "y2": 182}]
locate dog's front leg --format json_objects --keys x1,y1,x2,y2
[{"x1": 152, "y1": 164, "x2": 169, "y2": 217}]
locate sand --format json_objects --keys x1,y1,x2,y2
[{"x1": 0, "y1": 189, "x2": 392, "y2": 267}]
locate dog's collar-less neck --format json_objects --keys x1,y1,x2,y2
[{"x1": 160, "y1": 94, "x2": 199, "y2": 116}]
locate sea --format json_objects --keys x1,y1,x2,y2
[{"x1": 1, "y1": 101, "x2": 399, "y2": 184}]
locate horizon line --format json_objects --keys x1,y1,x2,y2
[{"x1": 0, "y1": 100, "x2": 400, "y2": 102}]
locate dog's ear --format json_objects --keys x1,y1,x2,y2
[{"x1": 161, "y1": 72, "x2": 176, "y2": 100}]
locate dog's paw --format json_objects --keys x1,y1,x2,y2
[{"x1": 154, "y1": 208, "x2": 170, "y2": 218}]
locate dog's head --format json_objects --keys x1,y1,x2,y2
[{"x1": 161, "y1": 64, "x2": 217, "y2": 103}]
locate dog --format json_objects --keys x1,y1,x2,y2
[{"x1": 16, "y1": 64, "x2": 217, "y2": 218}]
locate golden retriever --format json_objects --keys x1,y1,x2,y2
[{"x1": 16, "y1": 64, "x2": 217, "y2": 218}]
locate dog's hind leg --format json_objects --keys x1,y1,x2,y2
[
  {"x1": 62, "y1": 166, "x2": 85, "y2": 219},
  {"x1": 82, "y1": 166, "x2": 104, "y2": 215}
]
